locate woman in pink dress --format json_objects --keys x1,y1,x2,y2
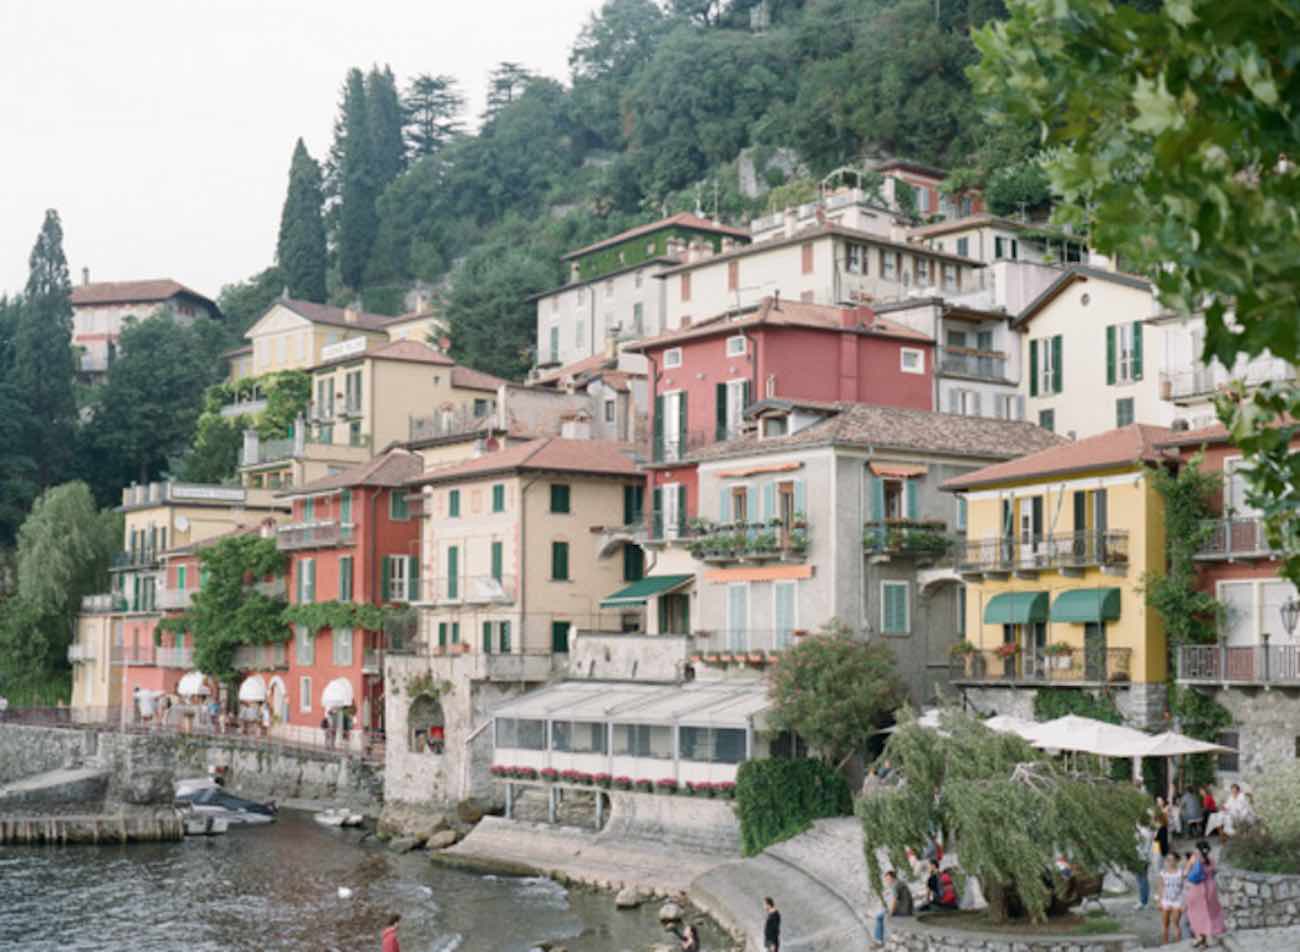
[{"x1": 1184, "y1": 841, "x2": 1226, "y2": 947}]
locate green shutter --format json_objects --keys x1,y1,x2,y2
[
  {"x1": 492, "y1": 484, "x2": 505, "y2": 512},
  {"x1": 741, "y1": 379, "x2": 751, "y2": 412},
  {"x1": 304, "y1": 497, "x2": 314, "y2": 521},
  {"x1": 449, "y1": 489, "x2": 460, "y2": 518},
  {"x1": 677, "y1": 485, "x2": 687, "y2": 533},
  {"x1": 447, "y1": 547, "x2": 459, "y2": 599},
  {"x1": 438, "y1": 622, "x2": 447, "y2": 646},
  {"x1": 746, "y1": 487, "x2": 758, "y2": 527},
  {"x1": 1106, "y1": 325, "x2": 1116, "y2": 385},
  {"x1": 339, "y1": 557, "x2": 352, "y2": 601},
  {"x1": 500, "y1": 621, "x2": 511, "y2": 652},
  {"x1": 906, "y1": 479, "x2": 919, "y2": 520},
  {"x1": 956, "y1": 496, "x2": 967, "y2": 531},
  {"x1": 451, "y1": 622, "x2": 460, "y2": 644},
  {"x1": 762, "y1": 483, "x2": 775, "y2": 522},
  {"x1": 623, "y1": 543, "x2": 644, "y2": 581},
  {"x1": 719, "y1": 488, "x2": 730, "y2": 523},
  {"x1": 1132, "y1": 321, "x2": 1143, "y2": 380},
  {"x1": 407, "y1": 556, "x2": 420, "y2": 601},
  {"x1": 483, "y1": 621, "x2": 493, "y2": 654},
  {"x1": 550, "y1": 484, "x2": 570, "y2": 513},
  {"x1": 623, "y1": 485, "x2": 635, "y2": 524},
  {"x1": 381, "y1": 557, "x2": 391, "y2": 602},
  {"x1": 678, "y1": 392, "x2": 688, "y2": 453},
  {"x1": 715, "y1": 382, "x2": 727, "y2": 439},
  {"x1": 870, "y1": 474, "x2": 884, "y2": 519},
  {"x1": 340, "y1": 490, "x2": 351, "y2": 523},
  {"x1": 177, "y1": 565, "x2": 186, "y2": 590},
  {"x1": 1029, "y1": 339, "x2": 1039, "y2": 397},
  {"x1": 552, "y1": 542, "x2": 569, "y2": 580},
  {"x1": 652, "y1": 487, "x2": 663, "y2": 538},
  {"x1": 653, "y1": 394, "x2": 665, "y2": 461},
  {"x1": 305, "y1": 560, "x2": 315, "y2": 603},
  {"x1": 1051, "y1": 335, "x2": 1063, "y2": 393},
  {"x1": 551, "y1": 621, "x2": 569, "y2": 653},
  {"x1": 491, "y1": 541, "x2": 503, "y2": 581}
]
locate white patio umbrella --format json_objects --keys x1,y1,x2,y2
[
  {"x1": 238, "y1": 674, "x2": 268, "y2": 704},
  {"x1": 177, "y1": 671, "x2": 211, "y2": 698},
  {"x1": 1135, "y1": 731, "x2": 1233, "y2": 758},
  {"x1": 321, "y1": 677, "x2": 354, "y2": 711},
  {"x1": 1030, "y1": 714, "x2": 1152, "y2": 757},
  {"x1": 982, "y1": 714, "x2": 1043, "y2": 742}
]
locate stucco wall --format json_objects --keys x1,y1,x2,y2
[
  {"x1": 568, "y1": 632, "x2": 690, "y2": 682},
  {"x1": 1197, "y1": 687, "x2": 1300, "y2": 782}
]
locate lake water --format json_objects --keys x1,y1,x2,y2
[{"x1": 0, "y1": 810, "x2": 718, "y2": 951}]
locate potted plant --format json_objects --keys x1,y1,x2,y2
[
  {"x1": 994, "y1": 642, "x2": 1020, "y2": 659},
  {"x1": 697, "y1": 781, "x2": 716, "y2": 798},
  {"x1": 490, "y1": 764, "x2": 509, "y2": 778},
  {"x1": 787, "y1": 529, "x2": 808, "y2": 556},
  {"x1": 593, "y1": 772, "x2": 612, "y2": 788},
  {"x1": 1044, "y1": 641, "x2": 1073, "y2": 669},
  {"x1": 716, "y1": 781, "x2": 737, "y2": 799},
  {"x1": 683, "y1": 781, "x2": 698, "y2": 797},
  {"x1": 612, "y1": 775, "x2": 633, "y2": 790},
  {"x1": 793, "y1": 511, "x2": 808, "y2": 529},
  {"x1": 516, "y1": 766, "x2": 539, "y2": 781},
  {"x1": 634, "y1": 778, "x2": 654, "y2": 793},
  {"x1": 655, "y1": 778, "x2": 679, "y2": 794},
  {"x1": 540, "y1": 767, "x2": 559, "y2": 782}
]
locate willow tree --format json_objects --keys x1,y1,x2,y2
[{"x1": 858, "y1": 709, "x2": 1149, "y2": 923}]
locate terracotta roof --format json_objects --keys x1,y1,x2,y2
[
  {"x1": 626, "y1": 297, "x2": 932, "y2": 353},
  {"x1": 1014, "y1": 265, "x2": 1152, "y2": 327},
  {"x1": 682, "y1": 403, "x2": 1063, "y2": 467},
  {"x1": 222, "y1": 344, "x2": 253, "y2": 357},
  {"x1": 280, "y1": 449, "x2": 424, "y2": 497},
  {"x1": 409, "y1": 438, "x2": 639, "y2": 485},
  {"x1": 451, "y1": 365, "x2": 510, "y2": 392},
  {"x1": 533, "y1": 352, "x2": 617, "y2": 385},
  {"x1": 598, "y1": 371, "x2": 635, "y2": 392},
  {"x1": 70, "y1": 279, "x2": 215, "y2": 309},
  {"x1": 873, "y1": 158, "x2": 949, "y2": 180},
  {"x1": 1157, "y1": 418, "x2": 1298, "y2": 450},
  {"x1": 562, "y1": 213, "x2": 750, "y2": 261},
  {"x1": 942, "y1": 424, "x2": 1176, "y2": 491},
  {"x1": 276, "y1": 298, "x2": 393, "y2": 332},
  {"x1": 906, "y1": 214, "x2": 1056, "y2": 240},
  {"x1": 313, "y1": 338, "x2": 455, "y2": 371}
]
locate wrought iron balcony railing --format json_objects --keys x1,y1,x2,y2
[
  {"x1": 956, "y1": 530, "x2": 1130, "y2": 575},
  {"x1": 863, "y1": 520, "x2": 956, "y2": 561},
  {"x1": 1195, "y1": 517, "x2": 1289, "y2": 561},
  {"x1": 950, "y1": 646, "x2": 1133, "y2": 684},
  {"x1": 1177, "y1": 643, "x2": 1300, "y2": 685},
  {"x1": 684, "y1": 522, "x2": 809, "y2": 564}
]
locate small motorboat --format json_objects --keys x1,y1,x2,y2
[
  {"x1": 175, "y1": 778, "x2": 277, "y2": 825},
  {"x1": 182, "y1": 812, "x2": 229, "y2": 836},
  {"x1": 314, "y1": 808, "x2": 364, "y2": 828}
]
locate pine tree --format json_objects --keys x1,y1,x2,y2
[
  {"x1": 403, "y1": 73, "x2": 465, "y2": 158},
  {"x1": 483, "y1": 62, "x2": 534, "y2": 120},
  {"x1": 15, "y1": 210, "x2": 77, "y2": 490},
  {"x1": 335, "y1": 68, "x2": 376, "y2": 290},
  {"x1": 275, "y1": 139, "x2": 327, "y2": 302},
  {"x1": 365, "y1": 65, "x2": 406, "y2": 188}
]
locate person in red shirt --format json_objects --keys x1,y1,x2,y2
[{"x1": 381, "y1": 913, "x2": 401, "y2": 952}]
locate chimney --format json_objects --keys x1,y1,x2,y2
[
  {"x1": 343, "y1": 307, "x2": 358, "y2": 323},
  {"x1": 783, "y1": 207, "x2": 797, "y2": 238},
  {"x1": 842, "y1": 305, "x2": 875, "y2": 330},
  {"x1": 81, "y1": 267, "x2": 90, "y2": 286}
]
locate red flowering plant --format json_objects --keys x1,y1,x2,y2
[
  {"x1": 539, "y1": 767, "x2": 559, "y2": 782},
  {"x1": 593, "y1": 773, "x2": 612, "y2": 787},
  {"x1": 716, "y1": 781, "x2": 737, "y2": 799},
  {"x1": 655, "y1": 778, "x2": 679, "y2": 793},
  {"x1": 513, "y1": 766, "x2": 538, "y2": 780},
  {"x1": 634, "y1": 778, "x2": 654, "y2": 792},
  {"x1": 612, "y1": 775, "x2": 633, "y2": 789},
  {"x1": 490, "y1": 764, "x2": 508, "y2": 777},
  {"x1": 994, "y1": 642, "x2": 1021, "y2": 659}
]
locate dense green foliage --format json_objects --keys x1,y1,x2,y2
[
  {"x1": 1145, "y1": 456, "x2": 1222, "y2": 647},
  {"x1": 861, "y1": 709, "x2": 1149, "y2": 923},
  {"x1": 766, "y1": 620, "x2": 906, "y2": 767},
  {"x1": 216, "y1": 266, "x2": 284, "y2": 337},
  {"x1": 973, "y1": 0, "x2": 1300, "y2": 587},
  {"x1": 1031, "y1": 688, "x2": 1121, "y2": 725},
  {"x1": 282, "y1": 600, "x2": 390, "y2": 634},
  {"x1": 180, "y1": 370, "x2": 311, "y2": 484},
  {"x1": 735, "y1": 758, "x2": 852, "y2": 855},
  {"x1": 276, "y1": 139, "x2": 328, "y2": 302}
]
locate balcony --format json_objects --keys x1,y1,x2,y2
[
  {"x1": 81, "y1": 593, "x2": 127, "y2": 613},
  {"x1": 67, "y1": 643, "x2": 94, "y2": 663},
  {"x1": 690, "y1": 629, "x2": 793, "y2": 661},
  {"x1": 305, "y1": 429, "x2": 371, "y2": 450},
  {"x1": 409, "y1": 403, "x2": 496, "y2": 443},
  {"x1": 649, "y1": 428, "x2": 719, "y2": 464},
  {"x1": 1162, "y1": 357, "x2": 1294, "y2": 403},
  {"x1": 957, "y1": 530, "x2": 1130, "y2": 578},
  {"x1": 1177, "y1": 643, "x2": 1300, "y2": 686},
  {"x1": 363, "y1": 649, "x2": 383, "y2": 674},
  {"x1": 938, "y1": 346, "x2": 1008, "y2": 381},
  {"x1": 156, "y1": 646, "x2": 194, "y2": 669},
  {"x1": 421, "y1": 575, "x2": 517, "y2": 606},
  {"x1": 156, "y1": 588, "x2": 195, "y2": 611},
  {"x1": 685, "y1": 523, "x2": 809, "y2": 564},
  {"x1": 950, "y1": 646, "x2": 1133, "y2": 685},
  {"x1": 232, "y1": 643, "x2": 288, "y2": 670},
  {"x1": 1196, "y1": 518, "x2": 1288, "y2": 561},
  {"x1": 111, "y1": 644, "x2": 156, "y2": 666},
  {"x1": 111, "y1": 549, "x2": 159, "y2": 570},
  {"x1": 276, "y1": 521, "x2": 355, "y2": 551},
  {"x1": 221, "y1": 397, "x2": 268, "y2": 419},
  {"x1": 241, "y1": 428, "x2": 304, "y2": 468},
  {"x1": 863, "y1": 521, "x2": 957, "y2": 562}
]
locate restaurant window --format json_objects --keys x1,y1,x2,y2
[
  {"x1": 679, "y1": 726, "x2": 747, "y2": 764},
  {"x1": 495, "y1": 718, "x2": 546, "y2": 751},
  {"x1": 612, "y1": 723, "x2": 673, "y2": 758},
  {"x1": 551, "y1": 721, "x2": 607, "y2": 754}
]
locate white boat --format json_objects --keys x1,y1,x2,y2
[
  {"x1": 175, "y1": 777, "x2": 277, "y2": 825},
  {"x1": 182, "y1": 813, "x2": 229, "y2": 836},
  {"x1": 314, "y1": 808, "x2": 364, "y2": 828}
]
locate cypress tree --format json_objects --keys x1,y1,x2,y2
[
  {"x1": 15, "y1": 210, "x2": 77, "y2": 489},
  {"x1": 365, "y1": 65, "x2": 406, "y2": 188},
  {"x1": 275, "y1": 139, "x2": 327, "y2": 302},
  {"x1": 336, "y1": 68, "x2": 376, "y2": 290}
]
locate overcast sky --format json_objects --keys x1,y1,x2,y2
[{"x1": 0, "y1": 0, "x2": 602, "y2": 299}]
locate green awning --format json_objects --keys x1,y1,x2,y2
[
  {"x1": 600, "y1": 574, "x2": 694, "y2": 609},
  {"x1": 983, "y1": 591, "x2": 1049, "y2": 625},
  {"x1": 1051, "y1": 588, "x2": 1122, "y2": 623}
]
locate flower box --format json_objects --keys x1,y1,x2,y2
[
  {"x1": 716, "y1": 782, "x2": 737, "y2": 799},
  {"x1": 612, "y1": 776, "x2": 633, "y2": 790},
  {"x1": 655, "y1": 778, "x2": 679, "y2": 794},
  {"x1": 634, "y1": 779, "x2": 654, "y2": 793},
  {"x1": 490, "y1": 764, "x2": 508, "y2": 778},
  {"x1": 593, "y1": 773, "x2": 612, "y2": 788},
  {"x1": 539, "y1": 767, "x2": 559, "y2": 782}
]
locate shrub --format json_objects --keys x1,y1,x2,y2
[
  {"x1": 735, "y1": 759, "x2": 852, "y2": 855},
  {"x1": 1251, "y1": 762, "x2": 1300, "y2": 842}
]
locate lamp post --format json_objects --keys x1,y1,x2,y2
[{"x1": 1272, "y1": 597, "x2": 1300, "y2": 685}]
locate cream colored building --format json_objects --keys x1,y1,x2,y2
[
  {"x1": 908, "y1": 215, "x2": 1086, "y2": 268},
  {"x1": 408, "y1": 438, "x2": 644, "y2": 658},
  {"x1": 237, "y1": 298, "x2": 392, "y2": 381},
  {"x1": 383, "y1": 309, "x2": 445, "y2": 344}
]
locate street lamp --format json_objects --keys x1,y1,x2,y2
[{"x1": 1282, "y1": 597, "x2": 1300, "y2": 641}]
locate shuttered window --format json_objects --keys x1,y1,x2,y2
[
  {"x1": 339, "y1": 556, "x2": 353, "y2": 602},
  {"x1": 881, "y1": 581, "x2": 910, "y2": 635},
  {"x1": 550, "y1": 484, "x2": 571, "y2": 514},
  {"x1": 551, "y1": 541, "x2": 569, "y2": 581},
  {"x1": 490, "y1": 541, "x2": 503, "y2": 581},
  {"x1": 492, "y1": 484, "x2": 505, "y2": 513},
  {"x1": 448, "y1": 489, "x2": 460, "y2": 518}
]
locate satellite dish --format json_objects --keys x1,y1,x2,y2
[{"x1": 176, "y1": 516, "x2": 190, "y2": 532}]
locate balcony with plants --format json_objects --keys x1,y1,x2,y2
[
  {"x1": 948, "y1": 640, "x2": 1133, "y2": 685},
  {"x1": 685, "y1": 517, "x2": 809, "y2": 564},
  {"x1": 276, "y1": 521, "x2": 356, "y2": 551},
  {"x1": 862, "y1": 519, "x2": 956, "y2": 562}
]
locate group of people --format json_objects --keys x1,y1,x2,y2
[
  {"x1": 1137, "y1": 788, "x2": 1233, "y2": 947},
  {"x1": 1153, "y1": 841, "x2": 1226, "y2": 947},
  {"x1": 870, "y1": 833, "x2": 959, "y2": 945}
]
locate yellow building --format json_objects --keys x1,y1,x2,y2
[
  {"x1": 942, "y1": 424, "x2": 1175, "y2": 726},
  {"x1": 383, "y1": 309, "x2": 445, "y2": 344},
  {"x1": 237, "y1": 298, "x2": 393, "y2": 381}
]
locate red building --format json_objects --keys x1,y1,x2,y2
[
  {"x1": 277, "y1": 449, "x2": 424, "y2": 733},
  {"x1": 625, "y1": 296, "x2": 935, "y2": 531}
]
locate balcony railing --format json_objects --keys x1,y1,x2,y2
[
  {"x1": 649, "y1": 428, "x2": 720, "y2": 464},
  {"x1": 938, "y1": 346, "x2": 1008, "y2": 381},
  {"x1": 221, "y1": 397, "x2": 268, "y2": 419},
  {"x1": 156, "y1": 646, "x2": 194, "y2": 669},
  {"x1": 1177, "y1": 643, "x2": 1300, "y2": 685},
  {"x1": 950, "y1": 647, "x2": 1133, "y2": 685},
  {"x1": 232, "y1": 643, "x2": 288, "y2": 670},
  {"x1": 684, "y1": 523, "x2": 809, "y2": 564},
  {"x1": 420, "y1": 575, "x2": 517, "y2": 605},
  {"x1": 409, "y1": 403, "x2": 496, "y2": 443},
  {"x1": 863, "y1": 521, "x2": 956, "y2": 561},
  {"x1": 111, "y1": 549, "x2": 160, "y2": 570},
  {"x1": 156, "y1": 588, "x2": 195, "y2": 611},
  {"x1": 1162, "y1": 357, "x2": 1294, "y2": 402},
  {"x1": 276, "y1": 521, "x2": 355, "y2": 551},
  {"x1": 80, "y1": 593, "x2": 127, "y2": 613},
  {"x1": 1196, "y1": 517, "x2": 1288, "y2": 561},
  {"x1": 957, "y1": 530, "x2": 1130, "y2": 576},
  {"x1": 690, "y1": 629, "x2": 797, "y2": 656},
  {"x1": 67, "y1": 643, "x2": 94, "y2": 663},
  {"x1": 305, "y1": 429, "x2": 371, "y2": 450},
  {"x1": 111, "y1": 644, "x2": 156, "y2": 666},
  {"x1": 363, "y1": 649, "x2": 382, "y2": 674}
]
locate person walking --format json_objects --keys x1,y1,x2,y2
[
  {"x1": 872, "y1": 869, "x2": 913, "y2": 945},
  {"x1": 1153, "y1": 797, "x2": 1170, "y2": 858},
  {"x1": 1184, "y1": 841, "x2": 1226, "y2": 947},
  {"x1": 763, "y1": 897, "x2": 781, "y2": 952},
  {"x1": 1158, "y1": 851, "x2": 1187, "y2": 944},
  {"x1": 1134, "y1": 822, "x2": 1155, "y2": 911},
  {"x1": 381, "y1": 912, "x2": 401, "y2": 952}
]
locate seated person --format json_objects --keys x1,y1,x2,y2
[
  {"x1": 931, "y1": 868, "x2": 959, "y2": 910},
  {"x1": 1054, "y1": 853, "x2": 1074, "y2": 879}
]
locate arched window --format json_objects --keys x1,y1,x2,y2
[{"x1": 408, "y1": 695, "x2": 445, "y2": 754}]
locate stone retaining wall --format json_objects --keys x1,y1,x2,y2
[
  {"x1": 0, "y1": 724, "x2": 97, "y2": 785},
  {"x1": 1219, "y1": 863, "x2": 1300, "y2": 930},
  {"x1": 884, "y1": 919, "x2": 1140, "y2": 952},
  {"x1": 602, "y1": 789, "x2": 741, "y2": 855}
]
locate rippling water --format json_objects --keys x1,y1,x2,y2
[{"x1": 0, "y1": 811, "x2": 712, "y2": 951}]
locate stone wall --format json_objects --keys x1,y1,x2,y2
[
  {"x1": 0, "y1": 724, "x2": 98, "y2": 785},
  {"x1": 1219, "y1": 863, "x2": 1300, "y2": 930},
  {"x1": 961, "y1": 683, "x2": 1168, "y2": 730},
  {"x1": 601, "y1": 790, "x2": 741, "y2": 855},
  {"x1": 568, "y1": 632, "x2": 689, "y2": 682},
  {"x1": 884, "y1": 919, "x2": 1139, "y2": 952},
  {"x1": 1198, "y1": 687, "x2": 1300, "y2": 781}
]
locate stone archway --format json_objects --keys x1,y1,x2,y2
[{"x1": 408, "y1": 694, "x2": 445, "y2": 754}]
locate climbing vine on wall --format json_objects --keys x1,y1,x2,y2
[
  {"x1": 198, "y1": 369, "x2": 312, "y2": 440},
  {"x1": 1144, "y1": 455, "x2": 1223, "y2": 648},
  {"x1": 185, "y1": 535, "x2": 290, "y2": 681},
  {"x1": 282, "y1": 600, "x2": 389, "y2": 634}
]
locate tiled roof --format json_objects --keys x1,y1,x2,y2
[
  {"x1": 280, "y1": 449, "x2": 424, "y2": 497},
  {"x1": 313, "y1": 338, "x2": 455, "y2": 371},
  {"x1": 1014, "y1": 265, "x2": 1152, "y2": 327},
  {"x1": 625, "y1": 297, "x2": 932, "y2": 352},
  {"x1": 905, "y1": 214, "x2": 1056, "y2": 239},
  {"x1": 942, "y1": 423, "x2": 1176, "y2": 490},
  {"x1": 533, "y1": 352, "x2": 617, "y2": 385},
  {"x1": 562, "y1": 213, "x2": 750, "y2": 261},
  {"x1": 70, "y1": 279, "x2": 215, "y2": 309},
  {"x1": 277, "y1": 298, "x2": 393, "y2": 332},
  {"x1": 1157, "y1": 418, "x2": 1298, "y2": 450},
  {"x1": 686, "y1": 403, "x2": 1064, "y2": 466},
  {"x1": 451, "y1": 365, "x2": 510, "y2": 392},
  {"x1": 409, "y1": 438, "x2": 639, "y2": 485}
]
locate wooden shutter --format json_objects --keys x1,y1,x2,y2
[
  {"x1": 746, "y1": 487, "x2": 758, "y2": 527},
  {"x1": 653, "y1": 394, "x2": 664, "y2": 461},
  {"x1": 678, "y1": 393, "x2": 688, "y2": 453},
  {"x1": 500, "y1": 621, "x2": 511, "y2": 653},
  {"x1": 551, "y1": 621, "x2": 569, "y2": 653},
  {"x1": 947, "y1": 388, "x2": 960, "y2": 413},
  {"x1": 715, "y1": 383, "x2": 728, "y2": 439},
  {"x1": 774, "y1": 582, "x2": 794, "y2": 646},
  {"x1": 552, "y1": 542, "x2": 568, "y2": 580},
  {"x1": 1029, "y1": 340, "x2": 1039, "y2": 397},
  {"x1": 623, "y1": 543, "x2": 644, "y2": 581},
  {"x1": 482, "y1": 621, "x2": 493, "y2": 654},
  {"x1": 869, "y1": 474, "x2": 884, "y2": 521},
  {"x1": 1106, "y1": 325, "x2": 1116, "y2": 385},
  {"x1": 1132, "y1": 321, "x2": 1143, "y2": 380},
  {"x1": 451, "y1": 622, "x2": 460, "y2": 644},
  {"x1": 741, "y1": 380, "x2": 751, "y2": 412},
  {"x1": 380, "y1": 557, "x2": 391, "y2": 602},
  {"x1": 1051, "y1": 335, "x2": 1063, "y2": 393},
  {"x1": 447, "y1": 547, "x2": 459, "y2": 597},
  {"x1": 956, "y1": 496, "x2": 967, "y2": 531},
  {"x1": 652, "y1": 487, "x2": 663, "y2": 538},
  {"x1": 677, "y1": 485, "x2": 686, "y2": 533},
  {"x1": 491, "y1": 541, "x2": 503, "y2": 581},
  {"x1": 305, "y1": 560, "x2": 315, "y2": 603},
  {"x1": 1031, "y1": 496, "x2": 1043, "y2": 538},
  {"x1": 339, "y1": 557, "x2": 352, "y2": 601},
  {"x1": 438, "y1": 622, "x2": 447, "y2": 647},
  {"x1": 906, "y1": 479, "x2": 919, "y2": 520},
  {"x1": 407, "y1": 556, "x2": 420, "y2": 601},
  {"x1": 295, "y1": 560, "x2": 303, "y2": 603},
  {"x1": 340, "y1": 490, "x2": 351, "y2": 523}
]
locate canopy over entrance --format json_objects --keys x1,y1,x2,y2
[
  {"x1": 491, "y1": 679, "x2": 771, "y2": 730},
  {"x1": 600, "y1": 574, "x2": 693, "y2": 609},
  {"x1": 983, "y1": 591, "x2": 1048, "y2": 625},
  {"x1": 1051, "y1": 588, "x2": 1121, "y2": 623}
]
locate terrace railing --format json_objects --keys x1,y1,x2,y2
[
  {"x1": 950, "y1": 646, "x2": 1133, "y2": 684},
  {"x1": 957, "y1": 530, "x2": 1130, "y2": 575}
]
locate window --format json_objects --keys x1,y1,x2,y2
[
  {"x1": 612, "y1": 723, "x2": 672, "y2": 758},
  {"x1": 1224, "y1": 456, "x2": 1259, "y2": 516},
  {"x1": 994, "y1": 394, "x2": 1022, "y2": 420},
  {"x1": 957, "y1": 585, "x2": 967, "y2": 636},
  {"x1": 604, "y1": 399, "x2": 615, "y2": 423},
  {"x1": 1217, "y1": 731, "x2": 1240, "y2": 773},
  {"x1": 491, "y1": 484, "x2": 505, "y2": 513},
  {"x1": 1030, "y1": 335, "x2": 1063, "y2": 396},
  {"x1": 631, "y1": 302, "x2": 643, "y2": 335},
  {"x1": 345, "y1": 370, "x2": 362, "y2": 414},
  {"x1": 551, "y1": 541, "x2": 569, "y2": 580},
  {"x1": 941, "y1": 263, "x2": 958, "y2": 291},
  {"x1": 299, "y1": 675, "x2": 312, "y2": 713},
  {"x1": 1038, "y1": 409, "x2": 1055, "y2": 432},
  {"x1": 495, "y1": 718, "x2": 546, "y2": 751},
  {"x1": 845, "y1": 243, "x2": 864, "y2": 274},
  {"x1": 915, "y1": 258, "x2": 930, "y2": 284},
  {"x1": 338, "y1": 556, "x2": 353, "y2": 602},
  {"x1": 303, "y1": 497, "x2": 315, "y2": 522},
  {"x1": 448, "y1": 489, "x2": 460, "y2": 518},
  {"x1": 550, "y1": 484, "x2": 571, "y2": 513},
  {"x1": 727, "y1": 260, "x2": 739, "y2": 291},
  {"x1": 763, "y1": 416, "x2": 788, "y2": 438},
  {"x1": 340, "y1": 489, "x2": 352, "y2": 524},
  {"x1": 297, "y1": 558, "x2": 316, "y2": 603},
  {"x1": 500, "y1": 620, "x2": 511, "y2": 653},
  {"x1": 883, "y1": 479, "x2": 905, "y2": 519},
  {"x1": 1116, "y1": 397, "x2": 1135, "y2": 427},
  {"x1": 900, "y1": 348, "x2": 925, "y2": 374},
  {"x1": 663, "y1": 348, "x2": 682, "y2": 369},
  {"x1": 882, "y1": 581, "x2": 910, "y2": 635},
  {"x1": 333, "y1": 627, "x2": 353, "y2": 666},
  {"x1": 726, "y1": 335, "x2": 747, "y2": 357},
  {"x1": 1107, "y1": 321, "x2": 1144, "y2": 384},
  {"x1": 552, "y1": 721, "x2": 607, "y2": 754},
  {"x1": 295, "y1": 625, "x2": 314, "y2": 666},
  {"x1": 490, "y1": 541, "x2": 504, "y2": 581},
  {"x1": 994, "y1": 236, "x2": 1019, "y2": 260},
  {"x1": 473, "y1": 398, "x2": 490, "y2": 417},
  {"x1": 882, "y1": 250, "x2": 897, "y2": 280},
  {"x1": 551, "y1": 620, "x2": 570, "y2": 653},
  {"x1": 385, "y1": 488, "x2": 409, "y2": 521},
  {"x1": 680, "y1": 273, "x2": 691, "y2": 302},
  {"x1": 801, "y1": 242, "x2": 814, "y2": 274},
  {"x1": 386, "y1": 555, "x2": 412, "y2": 601},
  {"x1": 679, "y1": 726, "x2": 747, "y2": 764}
]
